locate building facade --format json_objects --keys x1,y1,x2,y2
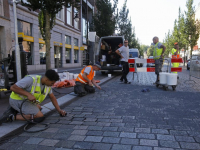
[{"x1": 0, "y1": 0, "x2": 95, "y2": 71}]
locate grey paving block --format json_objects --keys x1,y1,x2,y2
[
  {"x1": 86, "y1": 131, "x2": 103, "y2": 136},
  {"x1": 137, "y1": 133, "x2": 155, "y2": 139},
  {"x1": 73, "y1": 125, "x2": 88, "y2": 130},
  {"x1": 103, "y1": 131, "x2": 120, "y2": 137},
  {"x1": 43, "y1": 127, "x2": 59, "y2": 133},
  {"x1": 180, "y1": 142, "x2": 200, "y2": 149},
  {"x1": 121, "y1": 138, "x2": 139, "y2": 145},
  {"x1": 24, "y1": 137, "x2": 44, "y2": 144},
  {"x1": 111, "y1": 144, "x2": 132, "y2": 150},
  {"x1": 140, "y1": 139, "x2": 158, "y2": 146},
  {"x1": 152, "y1": 129, "x2": 169, "y2": 134},
  {"x1": 84, "y1": 118, "x2": 97, "y2": 122},
  {"x1": 55, "y1": 140, "x2": 75, "y2": 148},
  {"x1": 37, "y1": 132, "x2": 57, "y2": 138},
  {"x1": 102, "y1": 137, "x2": 121, "y2": 143},
  {"x1": 110, "y1": 123, "x2": 125, "y2": 127},
  {"x1": 132, "y1": 146, "x2": 152, "y2": 150},
  {"x1": 110, "y1": 119, "x2": 123, "y2": 123},
  {"x1": 157, "y1": 134, "x2": 175, "y2": 141},
  {"x1": 53, "y1": 133, "x2": 71, "y2": 140},
  {"x1": 159, "y1": 140, "x2": 180, "y2": 148},
  {"x1": 55, "y1": 148, "x2": 73, "y2": 150},
  {"x1": 169, "y1": 130, "x2": 188, "y2": 136},
  {"x1": 68, "y1": 135, "x2": 86, "y2": 141},
  {"x1": 69, "y1": 121, "x2": 83, "y2": 125},
  {"x1": 39, "y1": 139, "x2": 60, "y2": 146},
  {"x1": 87, "y1": 126, "x2": 103, "y2": 130},
  {"x1": 71, "y1": 130, "x2": 88, "y2": 135},
  {"x1": 102, "y1": 126, "x2": 118, "y2": 131},
  {"x1": 84, "y1": 136, "x2": 103, "y2": 142},
  {"x1": 10, "y1": 136, "x2": 29, "y2": 143},
  {"x1": 82, "y1": 121, "x2": 97, "y2": 126},
  {"x1": 175, "y1": 135, "x2": 195, "y2": 142},
  {"x1": 73, "y1": 141, "x2": 94, "y2": 149},
  {"x1": 154, "y1": 148, "x2": 174, "y2": 150},
  {"x1": 98, "y1": 118, "x2": 110, "y2": 122},
  {"x1": 91, "y1": 143, "x2": 112, "y2": 150},
  {"x1": 96, "y1": 122, "x2": 111, "y2": 126},
  {"x1": 118, "y1": 127, "x2": 134, "y2": 132},
  {"x1": 135, "y1": 128, "x2": 151, "y2": 133},
  {"x1": 37, "y1": 145, "x2": 55, "y2": 150},
  {"x1": 120, "y1": 132, "x2": 136, "y2": 138}
]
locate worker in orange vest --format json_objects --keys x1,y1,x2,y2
[
  {"x1": 74, "y1": 62, "x2": 101, "y2": 97},
  {"x1": 171, "y1": 42, "x2": 180, "y2": 74}
]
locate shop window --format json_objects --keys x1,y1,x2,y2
[
  {"x1": 66, "y1": 6, "x2": 72, "y2": 25},
  {"x1": 39, "y1": 44, "x2": 46, "y2": 64},
  {"x1": 74, "y1": 50, "x2": 78, "y2": 63},
  {"x1": 74, "y1": 38, "x2": 78, "y2": 46},
  {"x1": 17, "y1": 20, "x2": 32, "y2": 36},
  {"x1": 65, "y1": 48, "x2": 71, "y2": 63},
  {"x1": 65, "y1": 35, "x2": 71, "y2": 44},
  {"x1": 22, "y1": 41, "x2": 33, "y2": 65}
]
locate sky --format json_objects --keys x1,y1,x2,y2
[{"x1": 116, "y1": 0, "x2": 200, "y2": 45}]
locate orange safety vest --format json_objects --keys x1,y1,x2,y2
[
  {"x1": 172, "y1": 48, "x2": 180, "y2": 58},
  {"x1": 76, "y1": 66, "x2": 94, "y2": 84}
]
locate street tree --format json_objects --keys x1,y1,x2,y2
[
  {"x1": 147, "y1": 46, "x2": 154, "y2": 57},
  {"x1": 184, "y1": 0, "x2": 200, "y2": 56},
  {"x1": 20, "y1": 0, "x2": 80, "y2": 70},
  {"x1": 93, "y1": 0, "x2": 118, "y2": 37}
]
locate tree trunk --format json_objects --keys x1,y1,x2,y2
[{"x1": 45, "y1": 12, "x2": 51, "y2": 70}]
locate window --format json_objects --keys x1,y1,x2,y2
[
  {"x1": 67, "y1": 6, "x2": 72, "y2": 25},
  {"x1": 74, "y1": 8, "x2": 79, "y2": 29},
  {"x1": 74, "y1": 38, "x2": 78, "y2": 46},
  {"x1": 18, "y1": 20, "x2": 32, "y2": 36},
  {"x1": 82, "y1": 18, "x2": 89, "y2": 44},
  {"x1": 74, "y1": 50, "x2": 78, "y2": 63},
  {"x1": 0, "y1": 0, "x2": 4, "y2": 16},
  {"x1": 22, "y1": 41, "x2": 33, "y2": 65},
  {"x1": 39, "y1": 44, "x2": 46, "y2": 64},
  {"x1": 56, "y1": 11, "x2": 62, "y2": 19},
  {"x1": 65, "y1": 48, "x2": 71, "y2": 63},
  {"x1": 65, "y1": 35, "x2": 71, "y2": 44}
]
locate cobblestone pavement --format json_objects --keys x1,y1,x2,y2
[{"x1": 1, "y1": 71, "x2": 200, "y2": 150}]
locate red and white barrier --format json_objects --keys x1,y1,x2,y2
[{"x1": 128, "y1": 58, "x2": 183, "y2": 73}]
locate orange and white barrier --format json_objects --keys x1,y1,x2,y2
[{"x1": 128, "y1": 58, "x2": 183, "y2": 73}]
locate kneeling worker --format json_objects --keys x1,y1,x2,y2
[
  {"x1": 0, "y1": 69, "x2": 66, "y2": 125},
  {"x1": 74, "y1": 63, "x2": 101, "y2": 96}
]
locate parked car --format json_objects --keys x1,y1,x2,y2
[
  {"x1": 147, "y1": 56, "x2": 155, "y2": 67},
  {"x1": 189, "y1": 55, "x2": 200, "y2": 71},
  {"x1": 129, "y1": 48, "x2": 143, "y2": 67}
]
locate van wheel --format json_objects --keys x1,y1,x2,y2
[{"x1": 101, "y1": 72, "x2": 106, "y2": 75}]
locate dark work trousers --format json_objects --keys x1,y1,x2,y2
[
  {"x1": 74, "y1": 81, "x2": 95, "y2": 97},
  {"x1": 120, "y1": 61, "x2": 129, "y2": 82}
]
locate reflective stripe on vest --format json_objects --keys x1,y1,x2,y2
[
  {"x1": 153, "y1": 42, "x2": 163, "y2": 59},
  {"x1": 171, "y1": 48, "x2": 180, "y2": 58},
  {"x1": 10, "y1": 75, "x2": 51, "y2": 103},
  {"x1": 76, "y1": 66, "x2": 94, "y2": 84}
]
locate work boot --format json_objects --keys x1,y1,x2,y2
[{"x1": 0, "y1": 106, "x2": 17, "y2": 125}]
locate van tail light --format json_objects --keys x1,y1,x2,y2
[{"x1": 196, "y1": 61, "x2": 199, "y2": 64}]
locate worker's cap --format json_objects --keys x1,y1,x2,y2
[
  {"x1": 94, "y1": 62, "x2": 101, "y2": 69},
  {"x1": 174, "y1": 42, "x2": 178, "y2": 45}
]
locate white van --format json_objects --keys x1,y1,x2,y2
[
  {"x1": 129, "y1": 48, "x2": 143, "y2": 67},
  {"x1": 96, "y1": 36, "x2": 124, "y2": 74}
]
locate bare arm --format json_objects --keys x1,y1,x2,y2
[
  {"x1": 49, "y1": 93, "x2": 66, "y2": 116},
  {"x1": 91, "y1": 78, "x2": 101, "y2": 90},
  {"x1": 115, "y1": 49, "x2": 123, "y2": 58},
  {"x1": 10, "y1": 84, "x2": 36, "y2": 101}
]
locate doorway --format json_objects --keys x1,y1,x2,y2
[{"x1": 54, "y1": 46, "x2": 62, "y2": 68}]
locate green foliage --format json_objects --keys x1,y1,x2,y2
[
  {"x1": 140, "y1": 45, "x2": 150, "y2": 57},
  {"x1": 93, "y1": 0, "x2": 118, "y2": 37},
  {"x1": 147, "y1": 46, "x2": 154, "y2": 57}
]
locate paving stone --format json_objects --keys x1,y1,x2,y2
[
  {"x1": 53, "y1": 133, "x2": 71, "y2": 140},
  {"x1": 135, "y1": 128, "x2": 151, "y2": 133},
  {"x1": 84, "y1": 118, "x2": 97, "y2": 122},
  {"x1": 96, "y1": 122, "x2": 111, "y2": 126},
  {"x1": 55, "y1": 140, "x2": 75, "y2": 148},
  {"x1": 170, "y1": 130, "x2": 188, "y2": 136},
  {"x1": 82, "y1": 121, "x2": 97, "y2": 126},
  {"x1": 73, "y1": 125, "x2": 88, "y2": 130},
  {"x1": 68, "y1": 135, "x2": 86, "y2": 141},
  {"x1": 111, "y1": 144, "x2": 132, "y2": 150},
  {"x1": 152, "y1": 129, "x2": 169, "y2": 134},
  {"x1": 120, "y1": 132, "x2": 136, "y2": 138},
  {"x1": 71, "y1": 130, "x2": 88, "y2": 135},
  {"x1": 10, "y1": 136, "x2": 29, "y2": 143},
  {"x1": 154, "y1": 148, "x2": 174, "y2": 150},
  {"x1": 140, "y1": 139, "x2": 158, "y2": 146},
  {"x1": 118, "y1": 127, "x2": 134, "y2": 132},
  {"x1": 102, "y1": 126, "x2": 118, "y2": 131},
  {"x1": 98, "y1": 119, "x2": 110, "y2": 122},
  {"x1": 43, "y1": 128, "x2": 59, "y2": 133},
  {"x1": 175, "y1": 135, "x2": 195, "y2": 142},
  {"x1": 157, "y1": 134, "x2": 175, "y2": 141},
  {"x1": 180, "y1": 142, "x2": 200, "y2": 149},
  {"x1": 121, "y1": 138, "x2": 139, "y2": 145},
  {"x1": 86, "y1": 131, "x2": 103, "y2": 136},
  {"x1": 132, "y1": 146, "x2": 152, "y2": 150},
  {"x1": 39, "y1": 139, "x2": 59, "y2": 146},
  {"x1": 137, "y1": 133, "x2": 155, "y2": 139},
  {"x1": 69, "y1": 121, "x2": 83, "y2": 125},
  {"x1": 91, "y1": 143, "x2": 112, "y2": 150},
  {"x1": 110, "y1": 123, "x2": 125, "y2": 127},
  {"x1": 23, "y1": 137, "x2": 44, "y2": 144},
  {"x1": 110, "y1": 119, "x2": 123, "y2": 123},
  {"x1": 84, "y1": 136, "x2": 103, "y2": 142},
  {"x1": 55, "y1": 148, "x2": 72, "y2": 150},
  {"x1": 73, "y1": 141, "x2": 94, "y2": 149},
  {"x1": 102, "y1": 137, "x2": 121, "y2": 144},
  {"x1": 159, "y1": 140, "x2": 180, "y2": 148},
  {"x1": 103, "y1": 131, "x2": 120, "y2": 137},
  {"x1": 87, "y1": 126, "x2": 103, "y2": 130}
]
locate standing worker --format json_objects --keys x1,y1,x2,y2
[
  {"x1": 171, "y1": 42, "x2": 180, "y2": 75},
  {"x1": 0, "y1": 69, "x2": 67, "y2": 125},
  {"x1": 74, "y1": 63, "x2": 101, "y2": 97},
  {"x1": 116, "y1": 40, "x2": 130, "y2": 84},
  {"x1": 152, "y1": 37, "x2": 166, "y2": 84}
]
